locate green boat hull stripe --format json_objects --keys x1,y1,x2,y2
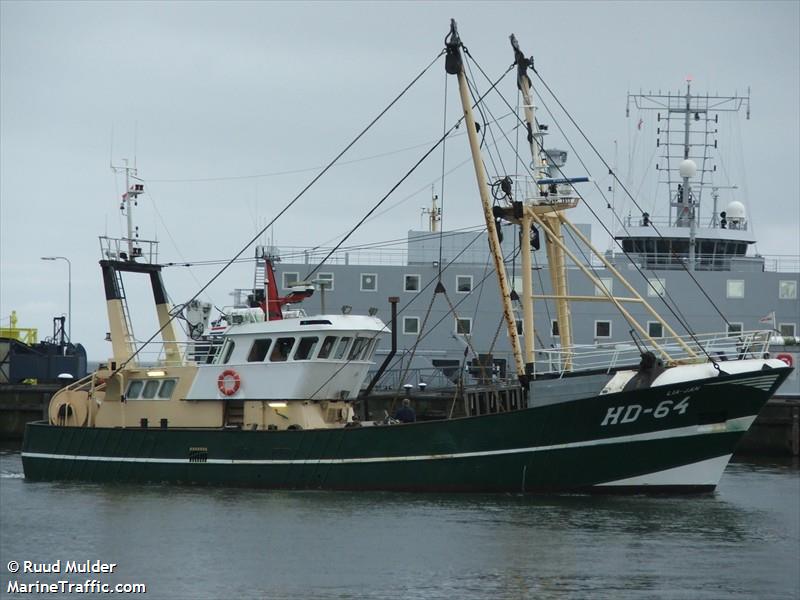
[{"x1": 22, "y1": 415, "x2": 756, "y2": 466}]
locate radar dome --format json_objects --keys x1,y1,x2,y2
[
  {"x1": 726, "y1": 200, "x2": 746, "y2": 219},
  {"x1": 679, "y1": 159, "x2": 697, "y2": 179}
]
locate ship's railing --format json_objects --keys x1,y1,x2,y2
[
  {"x1": 99, "y1": 236, "x2": 159, "y2": 264},
  {"x1": 609, "y1": 251, "x2": 800, "y2": 273},
  {"x1": 622, "y1": 215, "x2": 749, "y2": 231},
  {"x1": 534, "y1": 329, "x2": 773, "y2": 376}
]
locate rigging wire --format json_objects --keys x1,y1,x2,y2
[
  {"x1": 107, "y1": 49, "x2": 446, "y2": 375},
  {"x1": 303, "y1": 62, "x2": 516, "y2": 282},
  {"x1": 463, "y1": 51, "x2": 721, "y2": 360}
]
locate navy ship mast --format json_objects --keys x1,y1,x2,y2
[{"x1": 623, "y1": 82, "x2": 751, "y2": 271}]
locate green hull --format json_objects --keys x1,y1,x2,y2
[{"x1": 21, "y1": 367, "x2": 791, "y2": 493}]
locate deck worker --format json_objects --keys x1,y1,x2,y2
[{"x1": 395, "y1": 398, "x2": 416, "y2": 423}]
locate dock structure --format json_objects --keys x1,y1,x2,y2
[{"x1": 0, "y1": 383, "x2": 59, "y2": 440}]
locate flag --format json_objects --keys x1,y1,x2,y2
[{"x1": 759, "y1": 311, "x2": 776, "y2": 326}]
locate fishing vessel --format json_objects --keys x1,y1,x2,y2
[{"x1": 22, "y1": 22, "x2": 792, "y2": 492}]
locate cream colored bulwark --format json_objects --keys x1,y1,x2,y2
[
  {"x1": 242, "y1": 400, "x2": 353, "y2": 431},
  {"x1": 94, "y1": 365, "x2": 224, "y2": 428}
]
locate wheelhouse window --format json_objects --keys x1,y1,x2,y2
[
  {"x1": 779, "y1": 280, "x2": 798, "y2": 300},
  {"x1": 294, "y1": 336, "x2": 320, "y2": 360},
  {"x1": 247, "y1": 339, "x2": 272, "y2": 362},
  {"x1": 727, "y1": 279, "x2": 745, "y2": 299},
  {"x1": 282, "y1": 272, "x2": 299, "y2": 289},
  {"x1": 360, "y1": 273, "x2": 377, "y2": 292},
  {"x1": 595, "y1": 320, "x2": 612, "y2": 339},
  {"x1": 403, "y1": 316, "x2": 419, "y2": 335},
  {"x1": 727, "y1": 322, "x2": 743, "y2": 336},
  {"x1": 595, "y1": 277, "x2": 613, "y2": 296},
  {"x1": 333, "y1": 337, "x2": 351, "y2": 360},
  {"x1": 348, "y1": 338, "x2": 369, "y2": 361},
  {"x1": 220, "y1": 340, "x2": 235, "y2": 364},
  {"x1": 455, "y1": 317, "x2": 472, "y2": 335},
  {"x1": 779, "y1": 323, "x2": 796, "y2": 337},
  {"x1": 317, "y1": 336, "x2": 338, "y2": 359},
  {"x1": 456, "y1": 275, "x2": 473, "y2": 293},
  {"x1": 404, "y1": 274, "x2": 420, "y2": 292},
  {"x1": 157, "y1": 379, "x2": 177, "y2": 399},
  {"x1": 317, "y1": 273, "x2": 334, "y2": 290},
  {"x1": 647, "y1": 277, "x2": 666, "y2": 298},
  {"x1": 126, "y1": 380, "x2": 144, "y2": 399},
  {"x1": 141, "y1": 379, "x2": 160, "y2": 399},
  {"x1": 270, "y1": 337, "x2": 295, "y2": 362},
  {"x1": 647, "y1": 321, "x2": 664, "y2": 338}
]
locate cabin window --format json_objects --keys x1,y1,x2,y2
[
  {"x1": 647, "y1": 321, "x2": 664, "y2": 338},
  {"x1": 360, "y1": 273, "x2": 377, "y2": 292},
  {"x1": 142, "y1": 379, "x2": 160, "y2": 399},
  {"x1": 515, "y1": 319, "x2": 523, "y2": 335},
  {"x1": 364, "y1": 339, "x2": 378, "y2": 360},
  {"x1": 158, "y1": 379, "x2": 177, "y2": 399},
  {"x1": 779, "y1": 323, "x2": 796, "y2": 337},
  {"x1": 727, "y1": 322, "x2": 743, "y2": 336},
  {"x1": 270, "y1": 337, "x2": 295, "y2": 362},
  {"x1": 551, "y1": 319, "x2": 560, "y2": 337},
  {"x1": 348, "y1": 338, "x2": 369, "y2": 361},
  {"x1": 404, "y1": 274, "x2": 420, "y2": 292},
  {"x1": 647, "y1": 277, "x2": 666, "y2": 297},
  {"x1": 317, "y1": 336, "x2": 337, "y2": 359},
  {"x1": 779, "y1": 280, "x2": 798, "y2": 300},
  {"x1": 595, "y1": 277, "x2": 613, "y2": 296},
  {"x1": 247, "y1": 339, "x2": 272, "y2": 362},
  {"x1": 294, "y1": 336, "x2": 319, "y2": 360},
  {"x1": 726, "y1": 279, "x2": 745, "y2": 299},
  {"x1": 220, "y1": 340, "x2": 235, "y2": 364},
  {"x1": 333, "y1": 337, "x2": 351, "y2": 360},
  {"x1": 126, "y1": 380, "x2": 144, "y2": 399},
  {"x1": 282, "y1": 272, "x2": 299, "y2": 289},
  {"x1": 317, "y1": 273, "x2": 334, "y2": 290},
  {"x1": 456, "y1": 275, "x2": 473, "y2": 293},
  {"x1": 403, "y1": 316, "x2": 419, "y2": 335},
  {"x1": 455, "y1": 317, "x2": 472, "y2": 335},
  {"x1": 594, "y1": 320, "x2": 612, "y2": 339}
]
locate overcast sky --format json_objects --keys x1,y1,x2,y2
[{"x1": 1, "y1": 1, "x2": 798, "y2": 359}]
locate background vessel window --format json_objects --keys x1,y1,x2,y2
[
  {"x1": 403, "y1": 316, "x2": 419, "y2": 335},
  {"x1": 779, "y1": 280, "x2": 798, "y2": 300},
  {"x1": 455, "y1": 317, "x2": 472, "y2": 335},
  {"x1": 551, "y1": 319, "x2": 560, "y2": 337},
  {"x1": 456, "y1": 275, "x2": 473, "y2": 293},
  {"x1": 515, "y1": 319, "x2": 523, "y2": 335},
  {"x1": 282, "y1": 272, "x2": 299, "y2": 289},
  {"x1": 595, "y1": 278, "x2": 613, "y2": 296},
  {"x1": 647, "y1": 277, "x2": 666, "y2": 297},
  {"x1": 594, "y1": 320, "x2": 612, "y2": 339},
  {"x1": 404, "y1": 274, "x2": 420, "y2": 292},
  {"x1": 317, "y1": 273, "x2": 334, "y2": 290},
  {"x1": 647, "y1": 321, "x2": 664, "y2": 338},
  {"x1": 142, "y1": 379, "x2": 160, "y2": 399},
  {"x1": 727, "y1": 279, "x2": 745, "y2": 299},
  {"x1": 779, "y1": 323, "x2": 796, "y2": 337},
  {"x1": 247, "y1": 339, "x2": 272, "y2": 362},
  {"x1": 360, "y1": 273, "x2": 377, "y2": 292},
  {"x1": 727, "y1": 322, "x2": 744, "y2": 336},
  {"x1": 270, "y1": 338, "x2": 295, "y2": 362},
  {"x1": 317, "y1": 336, "x2": 338, "y2": 359},
  {"x1": 294, "y1": 336, "x2": 320, "y2": 360},
  {"x1": 126, "y1": 380, "x2": 144, "y2": 399},
  {"x1": 333, "y1": 337, "x2": 351, "y2": 360},
  {"x1": 158, "y1": 379, "x2": 177, "y2": 399}
]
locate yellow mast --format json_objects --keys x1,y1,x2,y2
[{"x1": 446, "y1": 21, "x2": 526, "y2": 381}]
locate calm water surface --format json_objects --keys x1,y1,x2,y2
[{"x1": 1, "y1": 449, "x2": 797, "y2": 599}]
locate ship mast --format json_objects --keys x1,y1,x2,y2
[{"x1": 445, "y1": 21, "x2": 526, "y2": 383}]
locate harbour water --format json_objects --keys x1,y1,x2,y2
[{"x1": 1, "y1": 447, "x2": 797, "y2": 599}]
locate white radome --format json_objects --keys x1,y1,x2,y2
[
  {"x1": 726, "y1": 200, "x2": 746, "y2": 219},
  {"x1": 679, "y1": 159, "x2": 697, "y2": 179}
]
